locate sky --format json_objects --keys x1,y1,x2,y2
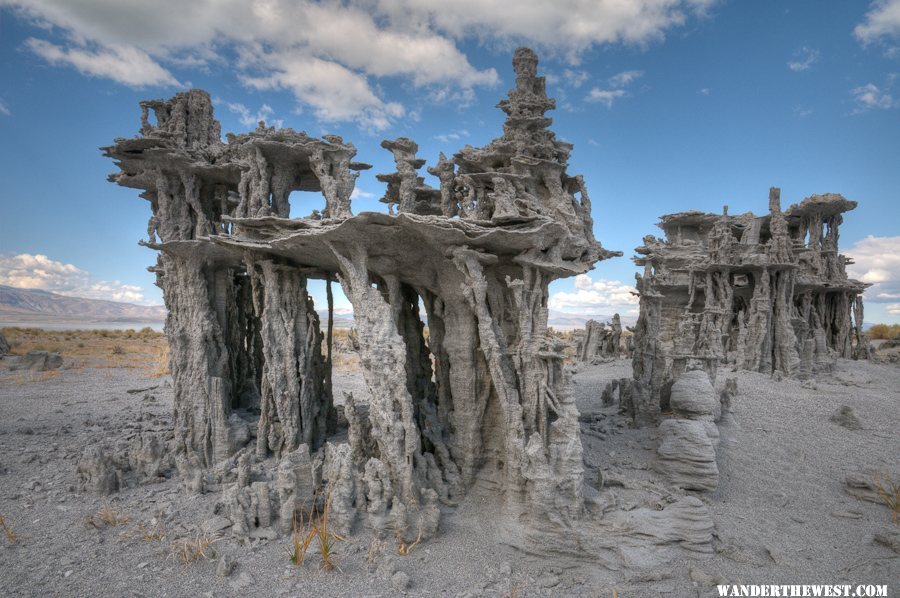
[{"x1": 0, "y1": 0, "x2": 899, "y2": 323}]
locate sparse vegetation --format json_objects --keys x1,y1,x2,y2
[
  {"x1": 84, "y1": 505, "x2": 130, "y2": 529},
  {"x1": 1, "y1": 515, "x2": 18, "y2": 545},
  {"x1": 1, "y1": 327, "x2": 166, "y2": 371},
  {"x1": 396, "y1": 524, "x2": 423, "y2": 556},
  {"x1": 285, "y1": 495, "x2": 344, "y2": 573},
  {"x1": 313, "y1": 498, "x2": 342, "y2": 572},
  {"x1": 170, "y1": 532, "x2": 219, "y2": 564},
  {"x1": 872, "y1": 473, "x2": 900, "y2": 525},
  {"x1": 867, "y1": 324, "x2": 900, "y2": 340},
  {"x1": 287, "y1": 511, "x2": 316, "y2": 567}
]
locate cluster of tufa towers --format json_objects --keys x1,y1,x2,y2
[{"x1": 104, "y1": 47, "x2": 868, "y2": 542}]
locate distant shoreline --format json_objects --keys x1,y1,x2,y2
[{"x1": 0, "y1": 320, "x2": 165, "y2": 332}]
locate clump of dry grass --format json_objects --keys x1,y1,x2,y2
[
  {"x1": 872, "y1": 473, "x2": 900, "y2": 525},
  {"x1": 285, "y1": 495, "x2": 344, "y2": 572},
  {"x1": 147, "y1": 344, "x2": 170, "y2": 377},
  {"x1": 287, "y1": 512, "x2": 316, "y2": 567},
  {"x1": 84, "y1": 506, "x2": 130, "y2": 529},
  {"x1": 122, "y1": 522, "x2": 167, "y2": 542},
  {"x1": 1, "y1": 515, "x2": 18, "y2": 545},
  {"x1": 111, "y1": 344, "x2": 125, "y2": 355},
  {"x1": 314, "y1": 499, "x2": 341, "y2": 572},
  {"x1": 170, "y1": 532, "x2": 219, "y2": 564},
  {"x1": 396, "y1": 523, "x2": 423, "y2": 556}
]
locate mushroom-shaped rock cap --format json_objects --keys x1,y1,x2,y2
[{"x1": 670, "y1": 369, "x2": 717, "y2": 418}]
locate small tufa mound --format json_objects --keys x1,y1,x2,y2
[
  {"x1": 0, "y1": 331, "x2": 9, "y2": 358},
  {"x1": 11, "y1": 350, "x2": 63, "y2": 371},
  {"x1": 670, "y1": 369, "x2": 719, "y2": 421},
  {"x1": 830, "y1": 406, "x2": 862, "y2": 430}
]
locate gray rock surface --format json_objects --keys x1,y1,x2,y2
[
  {"x1": 656, "y1": 419, "x2": 719, "y2": 492},
  {"x1": 631, "y1": 189, "x2": 869, "y2": 413},
  {"x1": 0, "y1": 331, "x2": 9, "y2": 357},
  {"x1": 102, "y1": 47, "x2": 619, "y2": 544},
  {"x1": 12, "y1": 350, "x2": 63, "y2": 371}
]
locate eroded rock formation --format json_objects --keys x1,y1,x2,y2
[
  {"x1": 104, "y1": 48, "x2": 621, "y2": 543},
  {"x1": 576, "y1": 314, "x2": 623, "y2": 362},
  {"x1": 632, "y1": 189, "x2": 869, "y2": 409}
]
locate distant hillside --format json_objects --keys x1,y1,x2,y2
[
  {"x1": 547, "y1": 310, "x2": 637, "y2": 330},
  {"x1": 0, "y1": 285, "x2": 166, "y2": 323}
]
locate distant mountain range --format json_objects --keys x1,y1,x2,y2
[
  {"x1": 0, "y1": 285, "x2": 166, "y2": 324},
  {"x1": 0, "y1": 284, "x2": 631, "y2": 331},
  {"x1": 547, "y1": 310, "x2": 637, "y2": 330}
]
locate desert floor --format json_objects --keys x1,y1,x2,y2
[{"x1": 0, "y1": 335, "x2": 897, "y2": 597}]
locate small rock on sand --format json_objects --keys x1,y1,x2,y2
[{"x1": 830, "y1": 406, "x2": 862, "y2": 430}]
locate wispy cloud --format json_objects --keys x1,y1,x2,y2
[
  {"x1": 24, "y1": 38, "x2": 179, "y2": 88},
  {"x1": 851, "y1": 82, "x2": 896, "y2": 112},
  {"x1": 585, "y1": 70, "x2": 643, "y2": 108},
  {"x1": 698, "y1": 87, "x2": 710, "y2": 96},
  {"x1": 226, "y1": 102, "x2": 283, "y2": 129},
  {"x1": 0, "y1": 253, "x2": 157, "y2": 305},
  {"x1": 349, "y1": 188, "x2": 375, "y2": 200},
  {"x1": 0, "y1": 98, "x2": 10, "y2": 116},
  {"x1": 855, "y1": 0, "x2": 900, "y2": 45},
  {"x1": 608, "y1": 70, "x2": 644, "y2": 88},
  {"x1": 787, "y1": 46, "x2": 819, "y2": 71},
  {"x1": 434, "y1": 129, "x2": 470, "y2": 143}
]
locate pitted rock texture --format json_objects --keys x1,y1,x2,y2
[
  {"x1": 103, "y1": 47, "x2": 620, "y2": 543},
  {"x1": 632, "y1": 188, "x2": 869, "y2": 411},
  {"x1": 12, "y1": 350, "x2": 63, "y2": 371},
  {"x1": 656, "y1": 418, "x2": 719, "y2": 492}
]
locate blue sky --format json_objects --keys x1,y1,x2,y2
[{"x1": 1, "y1": 0, "x2": 899, "y2": 323}]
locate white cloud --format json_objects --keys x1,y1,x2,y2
[
  {"x1": 855, "y1": 0, "x2": 900, "y2": 45},
  {"x1": 794, "y1": 105, "x2": 813, "y2": 118},
  {"x1": 608, "y1": 70, "x2": 643, "y2": 88},
  {"x1": 585, "y1": 88, "x2": 626, "y2": 108},
  {"x1": 698, "y1": 87, "x2": 710, "y2": 95},
  {"x1": 349, "y1": 188, "x2": 375, "y2": 200},
  {"x1": 563, "y1": 68, "x2": 589, "y2": 88},
  {"x1": 851, "y1": 82, "x2": 895, "y2": 112},
  {"x1": 887, "y1": 303, "x2": 900, "y2": 315},
  {"x1": 435, "y1": 129, "x2": 470, "y2": 143},
  {"x1": 585, "y1": 69, "x2": 643, "y2": 108},
  {"x1": 0, "y1": 253, "x2": 158, "y2": 304},
  {"x1": 0, "y1": 98, "x2": 10, "y2": 116},
  {"x1": 226, "y1": 102, "x2": 283, "y2": 129},
  {"x1": 549, "y1": 273, "x2": 638, "y2": 314},
  {"x1": 846, "y1": 236, "x2": 900, "y2": 306},
  {"x1": 24, "y1": 38, "x2": 179, "y2": 87},
  {"x1": 787, "y1": 46, "x2": 819, "y2": 71},
  {"x1": 6, "y1": 0, "x2": 713, "y2": 129}
]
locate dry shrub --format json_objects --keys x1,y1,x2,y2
[
  {"x1": 0, "y1": 515, "x2": 17, "y2": 545},
  {"x1": 286, "y1": 495, "x2": 343, "y2": 572},
  {"x1": 85, "y1": 506, "x2": 130, "y2": 529},
  {"x1": 111, "y1": 344, "x2": 125, "y2": 355},
  {"x1": 287, "y1": 512, "x2": 316, "y2": 567},
  {"x1": 867, "y1": 324, "x2": 900, "y2": 340},
  {"x1": 147, "y1": 344, "x2": 170, "y2": 377},
  {"x1": 872, "y1": 473, "x2": 900, "y2": 525},
  {"x1": 170, "y1": 532, "x2": 219, "y2": 564},
  {"x1": 396, "y1": 523, "x2": 423, "y2": 556}
]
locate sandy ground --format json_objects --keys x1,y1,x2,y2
[{"x1": 0, "y1": 355, "x2": 897, "y2": 597}]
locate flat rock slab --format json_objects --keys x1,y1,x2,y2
[{"x1": 11, "y1": 350, "x2": 63, "y2": 371}]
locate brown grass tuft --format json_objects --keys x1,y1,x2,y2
[
  {"x1": 0, "y1": 515, "x2": 17, "y2": 545},
  {"x1": 872, "y1": 473, "x2": 900, "y2": 525},
  {"x1": 287, "y1": 511, "x2": 317, "y2": 567},
  {"x1": 170, "y1": 532, "x2": 219, "y2": 564},
  {"x1": 396, "y1": 522, "x2": 423, "y2": 556},
  {"x1": 84, "y1": 506, "x2": 130, "y2": 529}
]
